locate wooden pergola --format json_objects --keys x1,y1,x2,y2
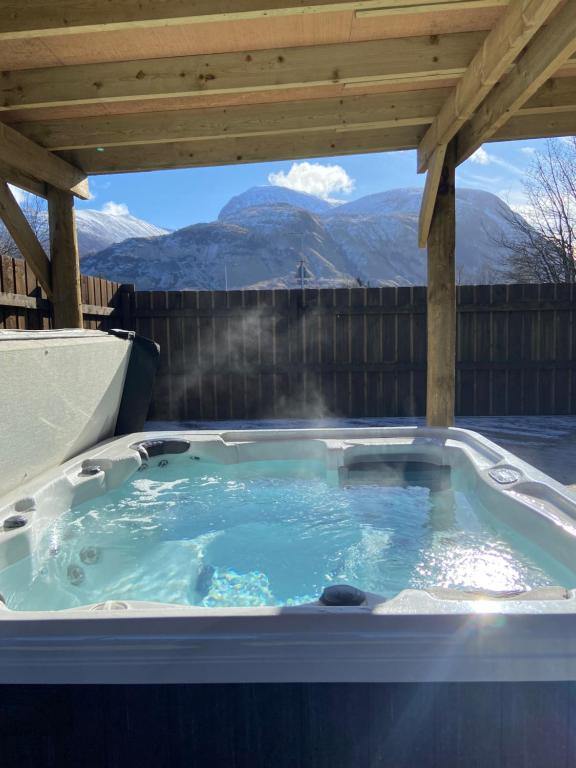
[{"x1": 1, "y1": 0, "x2": 576, "y2": 427}]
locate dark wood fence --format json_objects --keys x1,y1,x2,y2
[
  {"x1": 0, "y1": 255, "x2": 132, "y2": 332},
  {"x1": 3, "y1": 269, "x2": 574, "y2": 419},
  {"x1": 126, "y1": 283, "x2": 576, "y2": 421}
]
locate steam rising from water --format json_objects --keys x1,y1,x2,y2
[{"x1": 172, "y1": 301, "x2": 337, "y2": 421}]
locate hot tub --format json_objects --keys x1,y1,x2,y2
[{"x1": 1, "y1": 426, "x2": 576, "y2": 684}]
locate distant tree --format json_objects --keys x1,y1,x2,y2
[
  {"x1": 494, "y1": 138, "x2": 576, "y2": 283},
  {"x1": 456, "y1": 263, "x2": 499, "y2": 285},
  {"x1": 0, "y1": 191, "x2": 49, "y2": 260}
]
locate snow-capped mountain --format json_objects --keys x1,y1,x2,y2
[
  {"x1": 82, "y1": 186, "x2": 521, "y2": 289},
  {"x1": 83, "y1": 205, "x2": 352, "y2": 290},
  {"x1": 219, "y1": 186, "x2": 336, "y2": 220},
  {"x1": 28, "y1": 208, "x2": 169, "y2": 257},
  {"x1": 74, "y1": 209, "x2": 169, "y2": 256}
]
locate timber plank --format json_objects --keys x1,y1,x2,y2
[
  {"x1": 182, "y1": 290, "x2": 202, "y2": 421},
  {"x1": 0, "y1": 256, "x2": 16, "y2": 329},
  {"x1": 334, "y1": 288, "x2": 351, "y2": 416},
  {"x1": 198, "y1": 291, "x2": 217, "y2": 421},
  {"x1": 0, "y1": 32, "x2": 484, "y2": 112}
]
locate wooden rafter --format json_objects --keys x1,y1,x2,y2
[
  {"x1": 417, "y1": 0, "x2": 562, "y2": 246},
  {"x1": 493, "y1": 110, "x2": 576, "y2": 141},
  {"x1": 417, "y1": 0, "x2": 563, "y2": 173},
  {"x1": 60, "y1": 124, "x2": 426, "y2": 174},
  {"x1": 0, "y1": 0, "x2": 509, "y2": 40},
  {"x1": 418, "y1": 146, "x2": 447, "y2": 249},
  {"x1": 357, "y1": 0, "x2": 508, "y2": 16},
  {"x1": 12, "y1": 90, "x2": 449, "y2": 150},
  {"x1": 0, "y1": 122, "x2": 90, "y2": 199},
  {"x1": 0, "y1": 181, "x2": 52, "y2": 296},
  {"x1": 11, "y1": 76, "x2": 575, "y2": 156},
  {"x1": 0, "y1": 161, "x2": 47, "y2": 199},
  {"x1": 522, "y1": 76, "x2": 576, "y2": 114},
  {"x1": 51, "y1": 108, "x2": 576, "y2": 175},
  {"x1": 457, "y1": 0, "x2": 576, "y2": 163},
  {"x1": 0, "y1": 31, "x2": 485, "y2": 112}
]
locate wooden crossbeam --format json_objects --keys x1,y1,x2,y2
[
  {"x1": 521, "y1": 76, "x2": 576, "y2": 114},
  {"x1": 0, "y1": 181, "x2": 52, "y2": 296},
  {"x1": 493, "y1": 109, "x2": 576, "y2": 141},
  {"x1": 12, "y1": 76, "x2": 575, "y2": 156},
  {"x1": 0, "y1": 31, "x2": 485, "y2": 112},
  {"x1": 0, "y1": 0, "x2": 508, "y2": 39},
  {"x1": 357, "y1": 0, "x2": 508, "y2": 15},
  {"x1": 60, "y1": 123, "x2": 426, "y2": 174},
  {"x1": 418, "y1": 0, "x2": 562, "y2": 172},
  {"x1": 54, "y1": 107, "x2": 576, "y2": 174},
  {"x1": 0, "y1": 161, "x2": 47, "y2": 198},
  {"x1": 457, "y1": 0, "x2": 576, "y2": 163},
  {"x1": 0, "y1": 122, "x2": 90, "y2": 199},
  {"x1": 13, "y1": 89, "x2": 449, "y2": 150},
  {"x1": 418, "y1": 146, "x2": 447, "y2": 248},
  {"x1": 417, "y1": 0, "x2": 561, "y2": 246}
]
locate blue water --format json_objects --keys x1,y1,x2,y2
[{"x1": 0, "y1": 460, "x2": 567, "y2": 610}]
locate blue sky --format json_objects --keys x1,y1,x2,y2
[{"x1": 77, "y1": 138, "x2": 543, "y2": 230}]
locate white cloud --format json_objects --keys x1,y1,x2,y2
[
  {"x1": 268, "y1": 161, "x2": 355, "y2": 200},
  {"x1": 101, "y1": 201, "x2": 130, "y2": 216},
  {"x1": 470, "y1": 147, "x2": 491, "y2": 165},
  {"x1": 467, "y1": 147, "x2": 523, "y2": 175},
  {"x1": 520, "y1": 146, "x2": 536, "y2": 156},
  {"x1": 464, "y1": 173, "x2": 503, "y2": 185}
]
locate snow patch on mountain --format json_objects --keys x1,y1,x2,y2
[
  {"x1": 219, "y1": 186, "x2": 336, "y2": 220},
  {"x1": 83, "y1": 186, "x2": 523, "y2": 289},
  {"x1": 34, "y1": 207, "x2": 169, "y2": 257}
]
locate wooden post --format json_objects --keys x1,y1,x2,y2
[
  {"x1": 120, "y1": 283, "x2": 135, "y2": 330},
  {"x1": 47, "y1": 185, "x2": 83, "y2": 328},
  {"x1": 426, "y1": 140, "x2": 456, "y2": 427}
]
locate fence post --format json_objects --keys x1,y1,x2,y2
[{"x1": 120, "y1": 283, "x2": 135, "y2": 331}]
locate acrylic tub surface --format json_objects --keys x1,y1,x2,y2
[{"x1": 2, "y1": 426, "x2": 576, "y2": 684}]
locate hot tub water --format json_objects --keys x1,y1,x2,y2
[{"x1": 0, "y1": 459, "x2": 571, "y2": 611}]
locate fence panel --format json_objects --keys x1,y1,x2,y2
[
  {"x1": 4, "y1": 271, "x2": 576, "y2": 420},
  {"x1": 129, "y1": 284, "x2": 576, "y2": 420},
  {"x1": 0, "y1": 255, "x2": 132, "y2": 332}
]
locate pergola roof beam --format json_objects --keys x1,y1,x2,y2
[
  {"x1": 493, "y1": 109, "x2": 576, "y2": 141},
  {"x1": 0, "y1": 122, "x2": 90, "y2": 199},
  {"x1": 457, "y1": 0, "x2": 576, "y2": 163},
  {"x1": 12, "y1": 89, "x2": 449, "y2": 150},
  {"x1": 0, "y1": 0, "x2": 508, "y2": 40},
  {"x1": 52, "y1": 107, "x2": 574, "y2": 175},
  {"x1": 0, "y1": 162, "x2": 47, "y2": 199},
  {"x1": 418, "y1": 145, "x2": 447, "y2": 248},
  {"x1": 59, "y1": 124, "x2": 426, "y2": 174},
  {"x1": 0, "y1": 31, "x2": 485, "y2": 112},
  {"x1": 417, "y1": 0, "x2": 563, "y2": 173},
  {"x1": 10, "y1": 76, "x2": 576, "y2": 154}
]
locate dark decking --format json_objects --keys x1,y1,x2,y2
[{"x1": 2, "y1": 682, "x2": 575, "y2": 768}]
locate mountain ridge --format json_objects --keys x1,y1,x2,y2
[{"x1": 82, "y1": 185, "x2": 519, "y2": 289}]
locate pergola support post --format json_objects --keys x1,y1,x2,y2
[
  {"x1": 47, "y1": 185, "x2": 83, "y2": 329},
  {"x1": 426, "y1": 139, "x2": 456, "y2": 427}
]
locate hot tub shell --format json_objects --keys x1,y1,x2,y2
[{"x1": 2, "y1": 426, "x2": 576, "y2": 685}]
